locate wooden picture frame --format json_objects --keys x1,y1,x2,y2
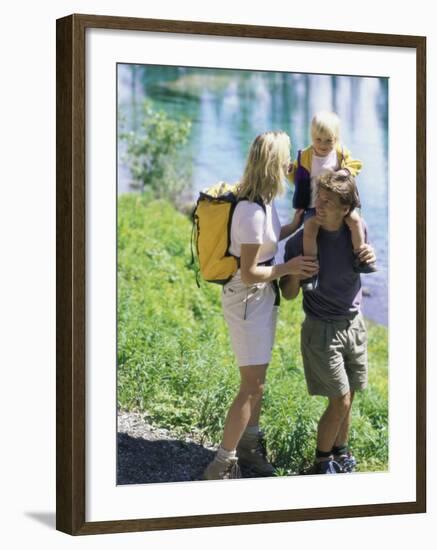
[{"x1": 56, "y1": 13, "x2": 426, "y2": 535}]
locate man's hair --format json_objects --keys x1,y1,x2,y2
[
  {"x1": 237, "y1": 130, "x2": 290, "y2": 204},
  {"x1": 317, "y1": 171, "x2": 361, "y2": 213},
  {"x1": 311, "y1": 111, "x2": 340, "y2": 141}
]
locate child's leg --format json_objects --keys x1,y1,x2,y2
[
  {"x1": 303, "y1": 215, "x2": 320, "y2": 258},
  {"x1": 344, "y1": 210, "x2": 365, "y2": 252},
  {"x1": 301, "y1": 215, "x2": 320, "y2": 290},
  {"x1": 345, "y1": 210, "x2": 377, "y2": 273}
]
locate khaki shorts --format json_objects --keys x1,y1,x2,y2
[
  {"x1": 300, "y1": 313, "x2": 368, "y2": 397},
  {"x1": 222, "y1": 273, "x2": 278, "y2": 367}
]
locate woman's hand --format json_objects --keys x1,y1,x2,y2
[
  {"x1": 356, "y1": 244, "x2": 376, "y2": 265},
  {"x1": 284, "y1": 255, "x2": 319, "y2": 278},
  {"x1": 290, "y1": 208, "x2": 304, "y2": 233},
  {"x1": 280, "y1": 209, "x2": 305, "y2": 240}
]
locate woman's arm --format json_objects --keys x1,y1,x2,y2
[
  {"x1": 279, "y1": 209, "x2": 304, "y2": 241},
  {"x1": 239, "y1": 244, "x2": 318, "y2": 286}
]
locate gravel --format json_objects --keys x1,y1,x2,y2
[
  {"x1": 117, "y1": 411, "x2": 216, "y2": 484},
  {"x1": 117, "y1": 411, "x2": 266, "y2": 484}
]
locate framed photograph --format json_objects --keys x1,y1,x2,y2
[{"x1": 56, "y1": 14, "x2": 426, "y2": 535}]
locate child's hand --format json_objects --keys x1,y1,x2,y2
[{"x1": 336, "y1": 168, "x2": 350, "y2": 176}]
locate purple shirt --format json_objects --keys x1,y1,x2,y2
[{"x1": 284, "y1": 223, "x2": 368, "y2": 320}]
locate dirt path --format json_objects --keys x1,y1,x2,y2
[{"x1": 117, "y1": 411, "x2": 216, "y2": 484}]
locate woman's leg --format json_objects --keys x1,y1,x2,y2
[{"x1": 221, "y1": 364, "x2": 268, "y2": 451}]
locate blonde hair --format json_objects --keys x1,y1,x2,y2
[
  {"x1": 311, "y1": 111, "x2": 340, "y2": 141},
  {"x1": 317, "y1": 171, "x2": 361, "y2": 213},
  {"x1": 237, "y1": 131, "x2": 290, "y2": 204}
]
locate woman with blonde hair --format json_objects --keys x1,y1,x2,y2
[{"x1": 203, "y1": 131, "x2": 319, "y2": 480}]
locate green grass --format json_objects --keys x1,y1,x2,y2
[{"x1": 117, "y1": 193, "x2": 388, "y2": 473}]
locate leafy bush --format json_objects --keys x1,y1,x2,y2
[{"x1": 119, "y1": 100, "x2": 192, "y2": 201}]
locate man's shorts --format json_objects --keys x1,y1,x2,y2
[{"x1": 300, "y1": 313, "x2": 368, "y2": 397}]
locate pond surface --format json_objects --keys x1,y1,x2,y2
[{"x1": 118, "y1": 65, "x2": 388, "y2": 326}]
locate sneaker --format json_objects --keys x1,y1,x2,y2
[
  {"x1": 334, "y1": 451, "x2": 357, "y2": 473},
  {"x1": 202, "y1": 456, "x2": 241, "y2": 480},
  {"x1": 353, "y1": 255, "x2": 377, "y2": 274},
  {"x1": 237, "y1": 431, "x2": 275, "y2": 476},
  {"x1": 301, "y1": 459, "x2": 342, "y2": 475}
]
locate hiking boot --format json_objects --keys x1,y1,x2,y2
[
  {"x1": 202, "y1": 456, "x2": 241, "y2": 480},
  {"x1": 334, "y1": 451, "x2": 357, "y2": 473},
  {"x1": 236, "y1": 431, "x2": 275, "y2": 476},
  {"x1": 301, "y1": 459, "x2": 342, "y2": 475}
]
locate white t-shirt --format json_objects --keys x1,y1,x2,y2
[
  {"x1": 228, "y1": 200, "x2": 281, "y2": 263},
  {"x1": 309, "y1": 148, "x2": 339, "y2": 207}
]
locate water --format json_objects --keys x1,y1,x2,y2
[{"x1": 117, "y1": 65, "x2": 388, "y2": 326}]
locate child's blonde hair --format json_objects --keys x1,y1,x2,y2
[
  {"x1": 311, "y1": 111, "x2": 340, "y2": 141},
  {"x1": 237, "y1": 131, "x2": 290, "y2": 204}
]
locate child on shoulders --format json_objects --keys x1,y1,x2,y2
[{"x1": 288, "y1": 111, "x2": 376, "y2": 290}]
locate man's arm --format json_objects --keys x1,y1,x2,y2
[
  {"x1": 280, "y1": 274, "x2": 301, "y2": 300},
  {"x1": 357, "y1": 220, "x2": 377, "y2": 264}
]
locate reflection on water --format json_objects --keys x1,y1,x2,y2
[{"x1": 118, "y1": 65, "x2": 388, "y2": 326}]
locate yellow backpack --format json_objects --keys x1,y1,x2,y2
[{"x1": 191, "y1": 182, "x2": 265, "y2": 285}]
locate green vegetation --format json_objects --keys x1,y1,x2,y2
[
  {"x1": 117, "y1": 194, "x2": 389, "y2": 474},
  {"x1": 119, "y1": 99, "x2": 192, "y2": 202},
  {"x1": 156, "y1": 72, "x2": 234, "y2": 97}
]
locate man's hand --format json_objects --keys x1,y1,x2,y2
[{"x1": 356, "y1": 243, "x2": 376, "y2": 265}]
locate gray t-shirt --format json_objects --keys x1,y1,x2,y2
[{"x1": 284, "y1": 223, "x2": 368, "y2": 320}]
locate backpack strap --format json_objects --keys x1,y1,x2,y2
[
  {"x1": 229, "y1": 197, "x2": 266, "y2": 254},
  {"x1": 297, "y1": 149, "x2": 302, "y2": 167},
  {"x1": 190, "y1": 205, "x2": 201, "y2": 288},
  {"x1": 232, "y1": 197, "x2": 269, "y2": 268},
  {"x1": 237, "y1": 196, "x2": 266, "y2": 213}
]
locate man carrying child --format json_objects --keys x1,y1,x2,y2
[{"x1": 280, "y1": 171, "x2": 376, "y2": 474}]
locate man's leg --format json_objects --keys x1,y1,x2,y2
[
  {"x1": 316, "y1": 392, "x2": 352, "y2": 456},
  {"x1": 334, "y1": 390, "x2": 355, "y2": 448},
  {"x1": 300, "y1": 317, "x2": 352, "y2": 474},
  {"x1": 332, "y1": 313, "x2": 369, "y2": 472}
]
